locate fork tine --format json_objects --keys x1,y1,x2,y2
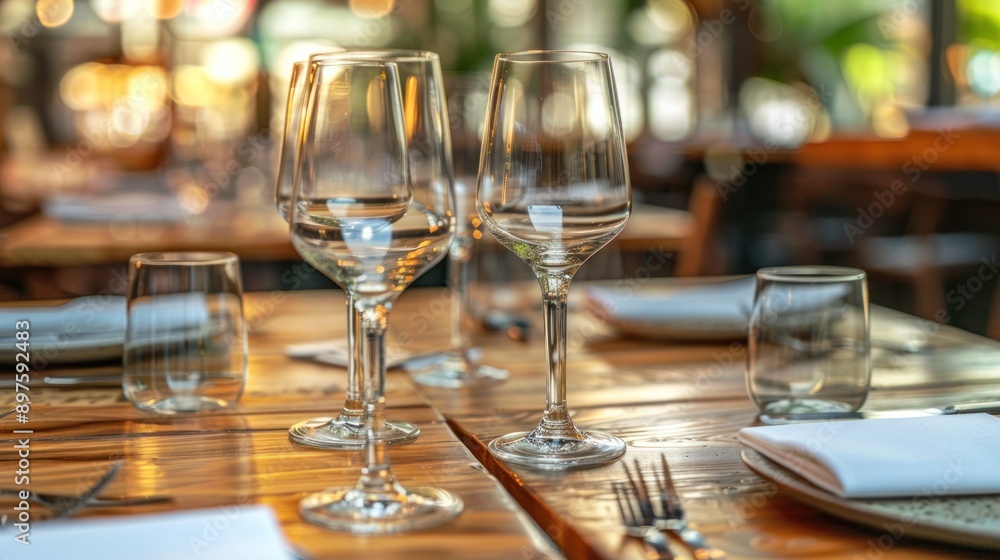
[
  {"x1": 623, "y1": 461, "x2": 654, "y2": 523},
  {"x1": 651, "y1": 462, "x2": 670, "y2": 519},
  {"x1": 50, "y1": 460, "x2": 124, "y2": 519},
  {"x1": 660, "y1": 454, "x2": 684, "y2": 519},
  {"x1": 612, "y1": 482, "x2": 632, "y2": 524},
  {"x1": 614, "y1": 480, "x2": 676, "y2": 560}
]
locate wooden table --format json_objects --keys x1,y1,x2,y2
[{"x1": 3, "y1": 280, "x2": 1000, "y2": 559}]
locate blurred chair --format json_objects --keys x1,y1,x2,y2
[
  {"x1": 674, "y1": 174, "x2": 724, "y2": 277},
  {"x1": 783, "y1": 168, "x2": 998, "y2": 322},
  {"x1": 855, "y1": 192, "x2": 999, "y2": 321}
]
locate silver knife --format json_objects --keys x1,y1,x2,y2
[{"x1": 757, "y1": 401, "x2": 1000, "y2": 424}]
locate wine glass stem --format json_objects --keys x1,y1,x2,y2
[
  {"x1": 339, "y1": 295, "x2": 364, "y2": 424},
  {"x1": 357, "y1": 302, "x2": 397, "y2": 493},
  {"x1": 448, "y1": 241, "x2": 472, "y2": 353},
  {"x1": 537, "y1": 278, "x2": 580, "y2": 438}
]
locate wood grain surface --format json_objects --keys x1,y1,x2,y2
[{"x1": 2, "y1": 283, "x2": 1000, "y2": 559}]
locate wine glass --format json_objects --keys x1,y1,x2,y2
[
  {"x1": 477, "y1": 51, "x2": 631, "y2": 470},
  {"x1": 404, "y1": 73, "x2": 510, "y2": 387},
  {"x1": 274, "y1": 59, "x2": 419, "y2": 449},
  {"x1": 291, "y1": 60, "x2": 462, "y2": 531}
]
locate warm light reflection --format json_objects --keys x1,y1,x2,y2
[
  {"x1": 348, "y1": 0, "x2": 394, "y2": 18},
  {"x1": 649, "y1": 80, "x2": 692, "y2": 141},
  {"x1": 203, "y1": 38, "x2": 259, "y2": 86},
  {"x1": 59, "y1": 62, "x2": 171, "y2": 150},
  {"x1": 36, "y1": 0, "x2": 73, "y2": 27},
  {"x1": 541, "y1": 92, "x2": 576, "y2": 137},
  {"x1": 89, "y1": 0, "x2": 141, "y2": 23},
  {"x1": 740, "y1": 77, "x2": 817, "y2": 148},
  {"x1": 403, "y1": 75, "x2": 419, "y2": 143},
  {"x1": 172, "y1": 65, "x2": 212, "y2": 107},
  {"x1": 147, "y1": 0, "x2": 183, "y2": 19},
  {"x1": 121, "y1": 11, "x2": 160, "y2": 61},
  {"x1": 367, "y1": 76, "x2": 386, "y2": 130},
  {"x1": 871, "y1": 102, "x2": 909, "y2": 138},
  {"x1": 647, "y1": 46, "x2": 694, "y2": 142},
  {"x1": 645, "y1": 0, "x2": 693, "y2": 41},
  {"x1": 169, "y1": 0, "x2": 256, "y2": 36},
  {"x1": 60, "y1": 62, "x2": 105, "y2": 111}
]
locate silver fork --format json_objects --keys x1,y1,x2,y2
[
  {"x1": 0, "y1": 461, "x2": 125, "y2": 520},
  {"x1": 613, "y1": 481, "x2": 675, "y2": 559},
  {"x1": 625, "y1": 456, "x2": 726, "y2": 560}
]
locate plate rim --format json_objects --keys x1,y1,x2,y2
[{"x1": 741, "y1": 448, "x2": 1000, "y2": 551}]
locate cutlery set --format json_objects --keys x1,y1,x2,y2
[{"x1": 615, "y1": 454, "x2": 726, "y2": 559}]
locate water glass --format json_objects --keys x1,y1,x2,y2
[
  {"x1": 747, "y1": 266, "x2": 870, "y2": 417},
  {"x1": 123, "y1": 252, "x2": 247, "y2": 413}
]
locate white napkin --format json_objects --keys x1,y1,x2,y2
[
  {"x1": 738, "y1": 414, "x2": 1000, "y2": 499},
  {"x1": 285, "y1": 339, "x2": 420, "y2": 369},
  {"x1": 583, "y1": 276, "x2": 754, "y2": 341},
  {"x1": 43, "y1": 191, "x2": 186, "y2": 223},
  {"x1": 11, "y1": 505, "x2": 294, "y2": 559}
]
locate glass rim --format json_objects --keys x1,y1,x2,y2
[
  {"x1": 130, "y1": 251, "x2": 239, "y2": 267},
  {"x1": 496, "y1": 50, "x2": 610, "y2": 63},
  {"x1": 756, "y1": 265, "x2": 866, "y2": 283},
  {"x1": 309, "y1": 49, "x2": 440, "y2": 64}
]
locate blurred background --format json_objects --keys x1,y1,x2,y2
[{"x1": 0, "y1": 0, "x2": 998, "y2": 337}]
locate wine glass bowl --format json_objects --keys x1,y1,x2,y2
[
  {"x1": 290, "y1": 57, "x2": 462, "y2": 533},
  {"x1": 274, "y1": 58, "x2": 420, "y2": 450},
  {"x1": 477, "y1": 50, "x2": 631, "y2": 470}
]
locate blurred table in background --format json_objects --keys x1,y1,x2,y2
[
  {"x1": 0, "y1": 204, "x2": 294, "y2": 267},
  {"x1": 0, "y1": 202, "x2": 696, "y2": 299},
  {"x1": 0, "y1": 203, "x2": 694, "y2": 269}
]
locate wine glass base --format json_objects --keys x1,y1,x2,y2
[
  {"x1": 288, "y1": 417, "x2": 420, "y2": 449},
  {"x1": 407, "y1": 350, "x2": 509, "y2": 388},
  {"x1": 489, "y1": 430, "x2": 626, "y2": 470},
  {"x1": 300, "y1": 485, "x2": 464, "y2": 535},
  {"x1": 136, "y1": 395, "x2": 235, "y2": 414}
]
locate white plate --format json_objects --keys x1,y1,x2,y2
[
  {"x1": 583, "y1": 277, "x2": 754, "y2": 342},
  {"x1": 742, "y1": 448, "x2": 1000, "y2": 550}
]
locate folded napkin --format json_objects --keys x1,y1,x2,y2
[
  {"x1": 583, "y1": 276, "x2": 754, "y2": 341},
  {"x1": 285, "y1": 339, "x2": 420, "y2": 369},
  {"x1": 738, "y1": 414, "x2": 1000, "y2": 499},
  {"x1": 43, "y1": 191, "x2": 186, "y2": 223},
  {"x1": 18, "y1": 505, "x2": 293, "y2": 559}
]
